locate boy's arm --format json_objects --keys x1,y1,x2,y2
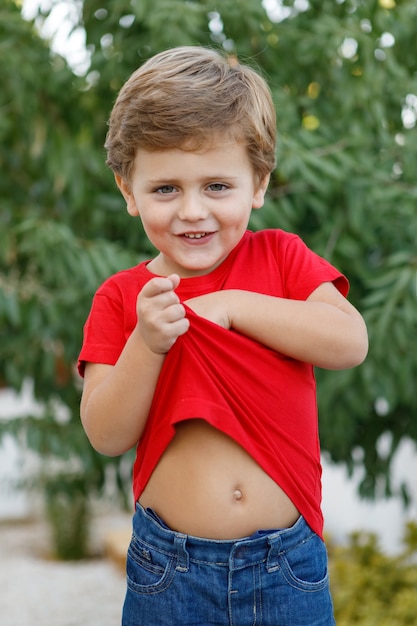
[
  {"x1": 80, "y1": 274, "x2": 189, "y2": 456},
  {"x1": 186, "y1": 282, "x2": 368, "y2": 370}
]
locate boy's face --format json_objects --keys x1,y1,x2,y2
[{"x1": 116, "y1": 139, "x2": 268, "y2": 278}]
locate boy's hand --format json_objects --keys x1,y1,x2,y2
[
  {"x1": 185, "y1": 291, "x2": 232, "y2": 330},
  {"x1": 136, "y1": 274, "x2": 190, "y2": 354}
]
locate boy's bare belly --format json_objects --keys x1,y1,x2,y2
[{"x1": 139, "y1": 419, "x2": 300, "y2": 539}]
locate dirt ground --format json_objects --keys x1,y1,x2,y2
[{"x1": 0, "y1": 511, "x2": 132, "y2": 626}]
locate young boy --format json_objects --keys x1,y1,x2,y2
[{"x1": 78, "y1": 46, "x2": 368, "y2": 625}]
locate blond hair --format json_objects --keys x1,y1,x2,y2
[{"x1": 105, "y1": 46, "x2": 276, "y2": 185}]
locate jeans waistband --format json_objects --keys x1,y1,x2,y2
[{"x1": 132, "y1": 503, "x2": 315, "y2": 572}]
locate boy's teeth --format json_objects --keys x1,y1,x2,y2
[{"x1": 185, "y1": 232, "x2": 207, "y2": 239}]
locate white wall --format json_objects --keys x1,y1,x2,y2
[
  {"x1": 322, "y1": 439, "x2": 417, "y2": 554},
  {"x1": 0, "y1": 382, "x2": 45, "y2": 518},
  {"x1": 1, "y1": 383, "x2": 416, "y2": 553}
]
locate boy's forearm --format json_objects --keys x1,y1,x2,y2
[
  {"x1": 226, "y1": 289, "x2": 368, "y2": 370},
  {"x1": 81, "y1": 327, "x2": 165, "y2": 456}
]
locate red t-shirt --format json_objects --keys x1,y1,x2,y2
[{"x1": 78, "y1": 229, "x2": 348, "y2": 538}]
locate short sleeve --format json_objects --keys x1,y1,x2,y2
[{"x1": 280, "y1": 234, "x2": 349, "y2": 301}]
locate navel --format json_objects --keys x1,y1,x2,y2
[{"x1": 232, "y1": 488, "x2": 243, "y2": 502}]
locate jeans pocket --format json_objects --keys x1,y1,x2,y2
[
  {"x1": 126, "y1": 534, "x2": 176, "y2": 595},
  {"x1": 279, "y1": 534, "x2": 330, "y2": 592}
]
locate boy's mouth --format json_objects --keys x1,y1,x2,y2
[{"x1": 183, "y1": 232, "x2": 210, "y2": 239}]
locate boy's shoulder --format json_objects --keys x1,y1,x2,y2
[
  {"x1": 95, "y1": 260, "x2": 150, "y2": 297},
  {"x1": 243, "y1": 228, "x2": 301, "y2": 253},
  {"x1": 246, "y1": 228, "x2": 298, "y2": 242}
]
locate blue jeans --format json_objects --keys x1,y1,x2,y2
[{"x1": 122, "y1": 503, "x2": 335, "y2": 626}]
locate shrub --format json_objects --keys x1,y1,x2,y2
[{"x1": 329, "y1": 522, "x2": 417, "y2": 625}]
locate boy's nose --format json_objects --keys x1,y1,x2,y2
[{"x1": 177, "y1": 193, "x2": 208, "y2": 221}]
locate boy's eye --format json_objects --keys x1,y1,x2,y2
[
  {"x1": 156, "y1": 185, "x2": 176, "y2": 194},
  {"x1": 208, "y1": 183, "x2": 228, "y2": 192}
]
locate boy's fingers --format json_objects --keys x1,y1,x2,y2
[
  {"x1": 163, "y1": 302, "x2": 187, "y2": 323},
  {"x1": 142, "y1": 274, "x2": 180, "y2": 297},
  {"x1": 167, "y1": 273, "x2": 181, "y2": 289}
]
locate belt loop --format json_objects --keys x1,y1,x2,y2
[
  {"x1": 266, "y1": 534, "x2": 282, "y2": 573},
  {"x1": 174, "y1": 533, "x2": 189, "y2": 572}
]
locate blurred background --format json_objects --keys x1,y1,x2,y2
[{"x1": 1, "y1": 0, "x2": 417, "y2": 623}]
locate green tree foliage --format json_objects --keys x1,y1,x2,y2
[
  {"x1": 0, "y1": 0, "x2": 137, "y2": 516},
  {"x1": 1, "y1": 0, "x2": 416, "y2": 516}
]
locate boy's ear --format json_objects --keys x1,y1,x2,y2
[
  {"x1": 252, "y1": 174, "x2": 270, "y2": 209},
  {"x1": 114, "y1": 174, "x2": 140, "y2": 216}
]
